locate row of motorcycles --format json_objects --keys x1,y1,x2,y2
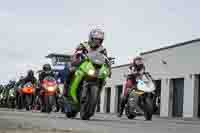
[
  {"x1": 0, "y1": 85, "x2": 16, "y2": 108},
  {"x1": 0, "y1": 76, "x2": 64, "y2": 113},
  {"x1": 0, "y1": 51, "x2": 160, "y2": 121}
]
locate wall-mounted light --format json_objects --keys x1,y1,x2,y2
[
  {"x1": 189, "y1": 74, "x2": 193, "y2": 79},
  {"x1": 161, "y1": 60, "x2": 167, "y2": 65}
]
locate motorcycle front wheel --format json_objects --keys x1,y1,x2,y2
[
  {"x1": 80, "y1": 84, "x2": 99, "y2": 120},
  {"x1": 143, "y1": 97, "x2": 153, "y2": 121},
  {"x1": 45, "y1": 95, "x2": 56, "y2": 113},
  {"x1": 25, "y1": 95, "x2": 32, "y2": 111}
]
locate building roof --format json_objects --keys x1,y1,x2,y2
[
  {"x1": 46, "y1": 53, "x2": 115, "y2": 60},
  {"x1": 45, "y1": 53, "x2": 71, "y2": 58},
  {"x1": 140, "y1": 38, "x2": 200, "y2": 55},
  {"x1": 112, "y1": 63, "x2": 130, "y2": 69}
]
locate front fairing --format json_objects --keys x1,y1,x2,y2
[
  {"x1": 137, "y1": 79, "x2": 155, "y2": 93},
  {"x1": 70, "y1": 52, "x2": 110, "y2": 104},
  {"x1": 79, "y1": 60, "x2": 109, "y2": 79},
  {"x1": 99, "y1": 64, "x2": 110, "y2": 79},
  {"x1": 9, "y1": 88, "x2": 15, "y2": 97},
  {"x1": 79, "y1": 61, "x2": 95, "y2": 76},
  {"x1": 0, "y1": 93, "x2": 3, "y2": 100}
]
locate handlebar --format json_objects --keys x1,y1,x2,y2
[{"x1": 83, "y1": 53, "x2": 111, "y2": 66}]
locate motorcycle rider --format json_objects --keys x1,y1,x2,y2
[
  {"x1": 63, "y1": 63, "x2": 71, "y2": 97},
  {"x1": 15, "y1": 76, "x2": 25, "y2": 88},
  {"x1": 0, "y1": 85, "x2": 3, "y2": 94},
  {"x1": 4, "y1": 80, "x2": 16, "y2": 103},
  {"x1": 118, "y1": 56, "x2": 145, "y2": 117},
  {"x1": 18, "y1": 70, "x2": 37, "y2": 109},
  {"x1": 21, "y1": 70, "x2": 37, "y2": 87},
  {"x1": 15, "y1": 76, "x2": 25, "y2": 109},
  {"x1": 38, "y1": 64, "x2": 55, "y2": 111},
  {"x1": 65, "y1": 28, "x2": 111, "y2": 102},
  {"x1": 7, "y1": 80, "x2": 16, "y2": 89},
  {"x1": 39, "y1": 64, "x2": 55, "y2": 83},
  {"x1": 72, "y1": 28, "x2": 108, "y2": 67}
]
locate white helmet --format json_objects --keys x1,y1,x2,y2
[
  {"x1": 89, "y1": 28, "x2": 104, "y2": 41},
  {"x1": 89, "y1": 28, "x2": 105, "y2": 49}
]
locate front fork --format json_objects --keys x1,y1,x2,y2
[
  {"x1": 138, "y1": 93, "x2": 153, "y2": 109},
  {"x1": 70, "y1": 71, "x2": 85, "y2": 103},
  {"x1": 81, "y1": 81, "x2": 102, "y2": 102}
]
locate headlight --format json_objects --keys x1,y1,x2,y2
[
  {"x1": 103, "y1": 71, "x2": 107, "y2": 75},
  {"x1": 88, "y1": 69, "x2": 95, "y2": 76},
  {"x1": 47, "y1": 86, "x2": 56, "y2": 91},
  {"x1": 129, "y1": 98, "x2": 134, "y2": 101},
  {"x1": 9, "y1": 91, "x2": 13, "y2": 95}
]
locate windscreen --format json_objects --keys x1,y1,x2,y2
[{"x1": 87, "y1": 51, "x2": 106, "y2": 65}]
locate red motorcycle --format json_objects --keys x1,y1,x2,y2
[{"x1": 41, "y1": 76, "x2": 58, "y2": 113}]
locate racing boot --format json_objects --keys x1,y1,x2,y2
[{"x1": 118, "y1": 95, "x2": 127, "y2": 117}]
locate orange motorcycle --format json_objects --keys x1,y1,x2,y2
[
  {"x1": 21, "y1": 82, "x2": 36, "y2": 111},
  {"x1": 41, "y1": 76, "x2": 58, "y2": 113}
]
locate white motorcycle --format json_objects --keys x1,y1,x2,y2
[{"x1": 125, "y1": 72, "x2": 155, "y2": 120}]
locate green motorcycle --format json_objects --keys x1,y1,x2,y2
[
  {"x1": 0, "y1": 90, "x2": 4, "y2": 105},
  {"x1": 2, "y1": 89, "x2": 9, "y2": 106},
  {"x1": 65, "y1": 51, "x2": 111, "y2": 120}
]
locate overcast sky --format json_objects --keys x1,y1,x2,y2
[{"x1": 0, "y1": 0, "x2": 200, "y2": 83}]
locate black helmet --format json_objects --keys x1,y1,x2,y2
[
  {"x1": 43, "y1": 64, "x2": 51, "y2": 71},
  {"x1": 27, "y1": 70, "x2": 34, "y2": 77},
  {"x1": 9, "y1": 80, "x2": 15, "y2": 84}
]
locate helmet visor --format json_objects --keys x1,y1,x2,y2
[{"x1": 91, "y1": 38, "x2": 103, "y2": 47}]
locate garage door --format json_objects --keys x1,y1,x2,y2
[
  {"x1": 172, "y1": 78, "x2": 184, "y2": 117},
  {"x1": 116, "y1": 85, "x2": 123, "y2": 113}
]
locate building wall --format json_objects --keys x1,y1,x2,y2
[
  {"x1": 142, "y1": 42, "x2": 200, "y2": 79},
  {"x1": 106, "y1": 65, "x2": 129, "y2": 87},
  {"x1": 102, "y1": 65, "x2": 130, "y2": 113}
]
